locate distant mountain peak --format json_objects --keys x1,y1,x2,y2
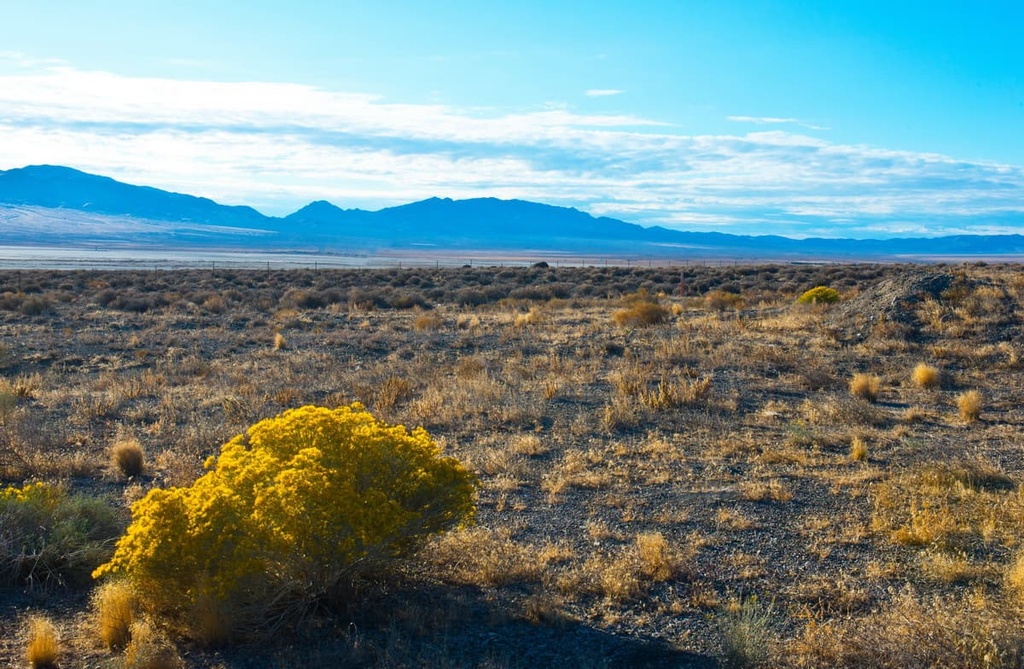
[
  {"x1": 0, "y1": 164, "x2": 267, "y2": 225},
  {"x1": 2, "y1": 164, "x2": 1022, "y2": 259}
]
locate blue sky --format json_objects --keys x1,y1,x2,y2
[{"x1": 1, "y1": 1, "x2": 1021, "y2": 238}]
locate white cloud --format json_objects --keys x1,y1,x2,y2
[
  {"x1": 0, "y1": 65, "x2": 1021, "y2": 237},
  {"x1": 727, "y1": 115, "x2": 829, "y2": 131},
  {"x1": 585, "y1": 89, "x2": 624, "y2": 97},
  {"x1": 727, "y1": 115, "x2": 800, "y2": 125}
]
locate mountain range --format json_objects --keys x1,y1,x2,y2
[{"x1": 1, "y1": 164, "x2": 1022, "y2": 259}]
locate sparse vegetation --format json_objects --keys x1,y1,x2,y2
[
  {"x1": 0, "y1": 482, "x2": 121, "y2": 588},
  {"x1": 1, "y1": 263, "x2": 1023, "y2": 666}
]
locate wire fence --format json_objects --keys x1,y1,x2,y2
[{"x1": 0, "y1": 247, "x2": 815, "y2": 271}]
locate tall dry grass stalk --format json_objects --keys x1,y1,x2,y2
[
  {"x1": 94, "y1": 580, "x2": 138, "y2": 650},
  {"x1": 25, "y1": 615, "x2": 60, "y2": 669}
]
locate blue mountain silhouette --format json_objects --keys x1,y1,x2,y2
[{"x1": 2, "y1": 164, "x2": 1022, "y2": 257}]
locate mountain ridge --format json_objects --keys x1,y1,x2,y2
[{"x1": 1, "y1": 164, "x2": 1021, "y2": 258}]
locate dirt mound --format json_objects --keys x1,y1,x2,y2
[{"x1": 826, "y1": 270, "x2": 962, "y2": 341}]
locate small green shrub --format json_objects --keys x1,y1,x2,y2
[
  {"x1": 0, "y1": 482, "x2": 121, "y2": 588},
  {"x1": 721, "y1": 597, "x2": 775, "y2": 668},
  {"x1": 797, "y1": 286, "x2": 840, "y2": 305},
  {"x1": 94, "y1": 404, "x2": 477, "y2": 638}
]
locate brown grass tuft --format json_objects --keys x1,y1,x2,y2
[
  {"x1": 849, "y1": 436, "x2": 869, "y2": 462},
  {"x1": 957, "y1": 390, "x2": 983, "y2": 422},
  {"x1": 1005, "y1": 550, "x2": 1024, "y2": 604},
  {"x1": 272, "y1": 331, "x2": 287, "y2": 351},
  {"x1": 635, "y1": 531, "x2": 684, "y2": 582},
  {"x1": 25, "y1": 615, "x2": 60, "y2": 669},
  {"x1": 849, "y1": 373, "x2": 881, "y2": 402},
  {"x1": 911, "y1": 363, "x2": 941, "y2": 389},
  {"x1": 413, "y1": 312, "x2": 444, "y2": 331},
  {"x1": 613, "y1": 301, "x2": 669, "y2": 328},
  {"x1": 739, "y1": 479, "x2": 794, "y2": 503},
  {"x1": 123, "y1": 620, "x2": 185, "y2": 669},
  {"x1": 111, "y1": 436, "x2": 145, "y2": 479},
  {"x1": 94, "y1": 580, "x2": 138, "y2": 650},
  {"x1": 788, "y1": 589, "x2": 1024, "y2": 669}
]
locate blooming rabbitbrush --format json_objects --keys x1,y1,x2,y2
[{"x1": 93, "y1": 404, "x2": 476, "y2": 631}]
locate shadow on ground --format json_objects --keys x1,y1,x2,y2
[{"x1": 196, "y1": 579, "x2": 717, "y2": 669}]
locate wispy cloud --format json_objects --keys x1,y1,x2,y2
[
  {"x1": 727, "y1": 115, "x2": 829, "y2": 131},
  {"x1": 585, "y1": 89, "x2": 624, "y2": 97},
  {"x1": 0, "y1": 64, "x2": 1020, "y2": 237}
]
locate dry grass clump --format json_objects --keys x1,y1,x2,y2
[
  {"x1": 911, "y1": 363, "x2": 941, "y2": 389},
  {"x1": 801, "y1": 395, "x2": 888, "y2": 428},
  {"x1": 640, "y1": 376, "x2": 713, "y2": 410},
  {"x1": 123, "y1": 620, "x2": 185, "y2": 669},
  {"x1": 429, "y1": 527, "x2": 549, "y2": 587},
  {"x1": 918, "y1": 460, "x2": 1014, "y2": 492},
  {"x1": 613, "y1": 301, "x2": 669, "y2": 328},
  {"x1": 413, "y1": 312, "x2": 444, "y2": 331},
  {"x1": 786, "y1": 589, "x2": 1024, "y2": 669},
  {"x1": 509, "y1": 433, "x2": 547, "y2": 456},
  {"x1": 110, "y1": 436, "x2": 145, "y2": 479},
  {"x1": 738, "y1": 479, "x2": 794, "y2": 503},
  {"x1": 919, "y1": 549, "x2": 990, "y2": 584},
  {"x1": 558, "y1": 532, "x2": 687, "y2": 604},
  {"x1": 25, "y1": 615, "x2": 60, "y2": 669},
  {"x1": 871, "y1": 461, "x2": 1017, "y2": 550},
  {"x1": 374, "y1": 376, "x2": 412, "y2": 412},
  {"x1": 849, "y1": 436, "x2": 868, "y2": 462},
  {"x1": 272, "y1": 331, "x2": 287, "y2": 351},
  {"x1": 716, "y1": 507, "x2": 757, "y2": 531},
  {"x1": 634, "y1": 531, "x2": 685, "y2": 581},
  {"x1": 848, "y1": 373, "x2": 881, "y2": 402},
  {"x1": 1005, "y1": 550, "x2": 1024, "y2": 604},
  {"x1": 541, "y1": 449, "x2": 612, "y2": 499},
  {"x1": 514, "y1": 307, "x2": 544, "y2": 327},
  {"x1": 957, "y1": 389, "x2": 983, "y2": 422},
  {"x1": 94, "y1": 580, "x2": 139, "y2": 650},
  {"x1": 720, "y1": 597, "x2": 774, "y2": 669},
  {"x1": 704, "y1": 290, "x2": 745, "y2": 311}
]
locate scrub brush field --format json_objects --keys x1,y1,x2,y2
[{"x1": 2, "y1": 262, "x2": 1024, "y2": 668}]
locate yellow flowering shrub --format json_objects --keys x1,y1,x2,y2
[
  {"x1": 93, "y1": 404, "x2": 476, "y2": 628},
  {"x1": 797, "y1": 286, "x2": 841, "y2": 305}
]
